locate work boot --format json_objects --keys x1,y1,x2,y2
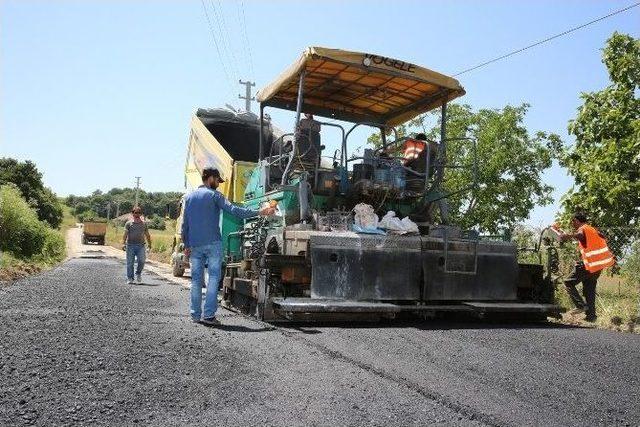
[
  {"x1": 127, "y1": 279, "x2": 134, "y2": 285},
  {"x1": 201, "y1": 317, "x2": 221, "y2": 327},
  {"x1": 136, "y1": 274, "x2": 142, "y2": 284}
]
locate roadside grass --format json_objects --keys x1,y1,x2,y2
[
  {"x1": 0, "y1": 241, "x2": 66, "y2": 283},
  {"x1": 105, "y1": 220, "x2": 176, "y2": 264},
  {"x1": 0, "y1": 253, "x2": 47, "y2": 282},
  {"x1": 59, "y1": 204, "x2": 78, "y2": 235},
  {"x1": 556, "y1": 272, "x2": 639, "y2": 333}
]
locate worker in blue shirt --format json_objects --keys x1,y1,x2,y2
[{"x1": 181, "y1": 167, "x2": 275, "y2": 326}]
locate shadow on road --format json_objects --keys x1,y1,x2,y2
[
  {"x1": 408, "y1": 320, "x2": 585, "y2": 331},
  {"x1": 205, "y1": 323, "x2": 276, "y2": 333},
  {"x1": 279, "y1": 318, "x2": 586, "y2": 335}
]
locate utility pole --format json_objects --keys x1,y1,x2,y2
[
  {"x1": 238, "y1": 79, "x2": 255, "y2": 113},
  {"x1": 134, "y1": 176, "x2": 141, "y2": 207},
  {"x1": 114, "y1": 201, "x2": 121, "y2": 232}
]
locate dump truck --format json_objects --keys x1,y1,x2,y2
[
  {"x1": 82, "y1": 220, "x2": 107, "y2": 245},
  {"x1": 170, "y1": 108, "x2": 276, "y2": 276},
  {"x1": 181, "y1": 47, "x2": 561, "y2": 322}
]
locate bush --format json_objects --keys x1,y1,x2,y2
[
  {"x1": 147, "y1": 216, "x2": 166, "y2": 230},
  {"x1": 0, "y1": 158, "x2": 63, "y2": 228},
  {"x1": 40, "y1": 228, "x2": 66, "y2": 261},
  {"x1": 0, "y1": 185, "x2": 49, "y2": 257},
  {"x1": 0, "y1": 185, "x2": 65, "y2": 263}
]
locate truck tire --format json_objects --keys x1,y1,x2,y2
[
  {"x1": 172, "y1": 261, "x2": 185, "y2": 277},
  {"x1": 82, "y1": 234, "x2": 87, "y2": 245},
  {"x1": 98, "y1": 237, "x2": 105, "y2": 246}
]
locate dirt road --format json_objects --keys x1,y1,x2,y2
[
  {"x1": 1, "y1": 228, "x2": 639, "y2": 426},
  {"x1": 65, "y1": 226, "x2": 191, "y2": 287}
]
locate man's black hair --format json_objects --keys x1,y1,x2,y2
[
  {"x1": 415, "y1": 133, "x2": 427, "y2": 140},
  {"x1": 573, "y1": 211, "x2": 588, "y2": 223},
  {"x1": 201, "y1": 167, "x2": 225, "y2": 183}
]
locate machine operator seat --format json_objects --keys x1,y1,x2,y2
[{"x1": 294, "y1": 113, "x2": 322, "y2": 169}]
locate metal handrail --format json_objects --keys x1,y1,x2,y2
[
  {"x1": 316, "y1": 121, "x2": 346, "y2": 169},
  {"x1": 424, "y1": 136, "x2": 478, "y2": 203}
]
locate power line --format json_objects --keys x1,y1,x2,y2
[
  {"x1": 454, "y1": 2, "x2": 640, "y2": 76},
  {"x1": 199, "y1": 0, "x2": 234, "y2": 98},
  {"x1": 209, "y1": 0, "x2": 240, "y2": 80},
  {"x1": 234, "y1": 0, "x2": 250, "y2": 75},
  {"x1": 218, "y1": 0, "x2": 242, "y2": 75},
  {"x1": 237, "y1": 0, "x2": 255, "y2": 78}
]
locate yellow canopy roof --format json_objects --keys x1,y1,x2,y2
[{"x1": 256, "y1": 47, "x2": 465, "y2": 127}]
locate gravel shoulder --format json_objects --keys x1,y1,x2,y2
[{"x1": 1, "y1": 233, "x2": 639, "y2": 426}]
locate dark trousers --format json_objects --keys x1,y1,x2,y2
[{"x1": 564, "y1": 262, "x2": 600, "y2": 318}]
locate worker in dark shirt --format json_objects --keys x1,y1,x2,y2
[
  {"x1": 122, "y1": 206, "x2": 152, "y2": 284},
  {"x1": 554, "y1": 212, "x2": 615, "y2": 322}
]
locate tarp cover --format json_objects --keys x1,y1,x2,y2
[
  {"x1": 256, "y1": 47, "x2": 465, "y2": 127},
  {"x1": 185, "y1": 108, "x2": 269, "y2": 196}
]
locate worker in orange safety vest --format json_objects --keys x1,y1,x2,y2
[
  {"x1": 402, "y1": 133, "x2": 428, "y2": 164},
  {"x1": 552, "y1": 212, "x2": 615, "y2": 322}
]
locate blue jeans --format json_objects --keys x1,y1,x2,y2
[
  {"x1": 126, "y1": 243, "x2": 146, "y2": 280},
  {"x1": 189, "y1": 242, "x2": 223, "y2": 320}
]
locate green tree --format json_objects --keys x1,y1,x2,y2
[
  {"x1": 366, "y1": 124, "x2": 407, "y2": 149},
  {"x1": 559, "y1": 32, "x2": 640, "y2": 225},
  {"x1": 0, "y1": 158, "x2": 63, "y2": 228},
  {"x1": 440, "y1": 104, "x2": 560, "y2": 232},
  {"x1": 65, "y1": 188, "x2": 182, "y2": 220},
  {"x1": 368, "y1": 103, "x2": 560, "y2": 233}
]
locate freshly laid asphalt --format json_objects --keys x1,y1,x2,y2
[{"x1": 1, "y1": 256, "x2": 639, "y2": 426}]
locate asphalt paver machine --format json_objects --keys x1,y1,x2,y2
[{"x1": 220, "y1": 47, "x2": 560, "y2": 322}]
